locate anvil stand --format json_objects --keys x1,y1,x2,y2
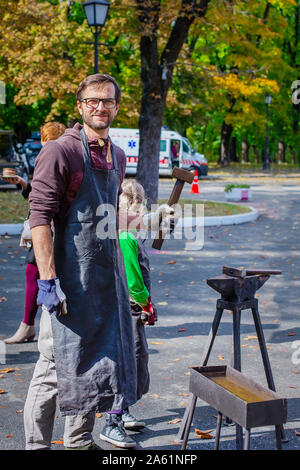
[{"x1": 176, "y1": 273, "x2": 288, "y2": 449}]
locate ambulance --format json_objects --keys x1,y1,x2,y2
[{"x1": 109, "y1": 127, "x2": 208, "y2": 177}]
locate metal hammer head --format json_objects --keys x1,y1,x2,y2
[{"x1": 172, "y1": 167, "x2": 195, "y2": 184}]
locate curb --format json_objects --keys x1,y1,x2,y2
[{"x1": 176, "y1": 205, "x2": 258, "y2": 228}]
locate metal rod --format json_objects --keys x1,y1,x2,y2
[
  {"x1": 244, "y1": 428, "x2": 251, "y2": 450},
  {"x1": 214, "y1": 412, "x2": 223, "y2": 450},
  {"x1": 94, "y1": 26, "x2": 99, "y2": 74},
  {"x1": 200, "y1": 307, "x2": 224, "y2": 366},
  {"x1": 180, "y1": 395, "x2": 197, "y2": 450}
]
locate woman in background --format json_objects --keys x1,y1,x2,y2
[{"x1": 4, "y1": 122, "x2": 66, "y2": 344}]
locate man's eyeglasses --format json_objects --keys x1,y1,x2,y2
[{"x1": 80, "y1": 98, "x2": 117, "y2": 109}]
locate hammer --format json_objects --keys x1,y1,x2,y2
[{"x1": 152, "y1": 167, "x2": 195, "y2": 250}]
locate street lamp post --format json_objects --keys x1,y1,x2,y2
[
  {"x1": 83, "y1": 0, "x2": 110, "y2": 74},
  {"x1": 263, "y1": 93, "x2": 272, "y2": 170}
]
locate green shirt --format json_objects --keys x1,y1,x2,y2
[{"x1": 119, "y1": 231, "x2": 150, "y2": 307}]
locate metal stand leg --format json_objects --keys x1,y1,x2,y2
[
  {"x1": 232, "y1": 306, "x2": 243, "y2": 449},
  {"x1": 201, "y1": 307, "x2": 224, "y2": 366},
  {"x1": 275, "y1": 425, "x2": 282, "y2": 450},
  {"x1": 181, "y1": 395, "x2": 197, "y2": 450},
  {"x1": 251, "y1": 302, "x2": 288, "y2": 443},
  {"x1": 214, "y1": 412, "x2": 223, "y2": 450},
  {"x1": 244, "y1": 429, "x2": 251, "y2": 450},
  {"x1": 176, "y1": 394, "x2": 195, "y2": 442}
]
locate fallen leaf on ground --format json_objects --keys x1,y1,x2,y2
[
  {"x1": 0, "y1": 389, "x2": 5, "y2": 394},
  {"x1": 288, "y1": 332, "x2": 296, "y2": 336},
  {"x1": 16, "y1": 409, "x2": 24, "y2": 414},
  {"x1": 179, "y1": 393, "x2": 189, "y2": 397},
  {"x1": 294, "y1": 430, "x2": 300, "y2": 436},
  {"x1": 244, "y1": 335, "x2": 258, "y2": 340},
  {"x1": 157, "y1": 301, "x2": 168, "y2": 306},
  {"x1": 149, "y1": 341, "x2": 163, "y2": 345},
  {"x1": 167, "y1": 260, "x2": 176, "y2": 264},
  {"x1": 152, "y1": 393, "x2": 161, "y2": 399},
  {"x1": 168, "y1": 441, "x2": 182, "y2": 446},
  {"x1": 195, "y1": 429, "x2": 213, "y2": 439},
  {"x1": 51, "y1": 439, "x2": 64, "y2": 445},
  {"x1": 167, "y1": 418, "x2": 181, "y2": 424},
  {"x1": 5, "y1": 434, "x2": 13, "y2": 438},
  {"x1": 292, "y1": 370, "x2": 299, "y2": 374},
  {"x1": 178, "y1": 328, "x2": 186, "y2": 332},
  {"x1": 0, "y1": 296, "x2": 7, "y2": 302},
  {"x1": 95, "y1": 413, "x2": 102, "y2": 418},
  {"x1": 218, "y1": 355, "x2": 225, "y2": 361},
  {"x1": 0, "y1": 368, "x2": 15, "y2": 374}
]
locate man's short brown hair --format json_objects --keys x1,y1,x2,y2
[{"x1": 76, "y1": 74, "x2": 121, "y2": 104}]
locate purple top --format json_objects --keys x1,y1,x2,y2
[{"x1": 29, "y1": 123, "x2": 126, "y2": 229}]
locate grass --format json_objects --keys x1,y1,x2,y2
[
  {"x1": 0, "y1": 190, "x2": 29, "y2": 224},
  {"x1": 0, "y1": 191, "x2": 251, "y2": 224},
  {"x1": 158, "y1": 198, "x2": 252, "y2": 217}
]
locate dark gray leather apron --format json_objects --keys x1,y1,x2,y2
[{"x1": 51, "y1": 128, "x2": 137, "y2": 416}]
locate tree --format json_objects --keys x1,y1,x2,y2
[{"x1": 134, "y1": 0, "x2": 210, "y2": 206}]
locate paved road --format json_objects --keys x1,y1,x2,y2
[{"x1": 0, "y1": 175, "x2": 299, "y2": 451}]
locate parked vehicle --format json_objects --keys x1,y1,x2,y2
[
  {"x1": 0, "y1": 130, "x2": 29, "y2": 189},
  {"x1": 23, "y1": 131, "x2": 42, "y2": 173},
  {"x1": 109, "y1": 128, "x2": 208, "y2": 177}
]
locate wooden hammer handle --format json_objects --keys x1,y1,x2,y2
[{"x1": 152, "y1": 180, "x2": 184, "y2": 250}]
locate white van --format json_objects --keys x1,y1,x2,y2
[{"x1": 109, "y1": 127, "x2": 208, "y2": 177}]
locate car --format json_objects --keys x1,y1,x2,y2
[
  {"x1": 182, "y1": 137, "x2": 208, "y2": 177},
  {"x1": 23, "y1": 131, "x2": 42, "y2": 173},
  {"x1": 0, "y1": 130, "x2": 29, "y2": 189}
]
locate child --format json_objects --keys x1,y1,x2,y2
[{"x1": 99, "y1": 180, "x2": 157, "y2": 448}]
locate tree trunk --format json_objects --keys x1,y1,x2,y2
[
  {"x1": 252, "y1": 145, "x2": 260, "y2": 164},
  {"x1": 135, "y1": 0, "x2": 210, "y2": 206},
  {"x1": 288, "y1": 145, "x2": 297, "y2": 165},
  {"x1": 230, "y1": 136, "x2": 237, "y2": 162},
  {"x1": 241, "y1": 137, "x2": 249, "y2": 164},
  {"x1": 277, "y1": 140, "x2": 286, "y2": 164},
  {"x1": 218, "y1": 121, "x2": 233, "y2": 166}
]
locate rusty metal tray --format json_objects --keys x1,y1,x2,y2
[{"x1": 189, "y1": 365, "x2": 287, "y2": 429}]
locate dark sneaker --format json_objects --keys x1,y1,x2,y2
[
  {"x1": 122, "y1": 409, "x2": 146, "y2": 430},
  {"x1": 100, "y1": 414, "x2": 136, "y2": 448},
  {"x1": 65, "y1": 441, "x2": 103, "y2": 450}
]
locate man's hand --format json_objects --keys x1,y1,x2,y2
[
  {"x1": 37, "y1": 278, "x2": 67, "y2": 316},
  {"x1": 142, "y1": 204, "x2": 178, "y2": 233}
]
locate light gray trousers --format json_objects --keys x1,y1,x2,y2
[{"x1": 24, "y1": 308, "x2": 95, "y2": 450}]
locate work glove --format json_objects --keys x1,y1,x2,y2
[
  {"x1": 142, "y1": 204, "x2": 178, "y2": 233},
  {"x1": 37, "y1": 278, "x2": 67, "y2": 316},
  {"x1": 141, "y1": 297, "x2": 157, "y2": 325}
]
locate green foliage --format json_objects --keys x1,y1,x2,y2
[{"x1": 224, "y1": 183, "x2": 250, "y2": 193}]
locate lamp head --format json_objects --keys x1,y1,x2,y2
[{"x1": 83, "y1": 0, "x2": 110, "y2": 27}]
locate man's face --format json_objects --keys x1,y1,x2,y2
[{"x1": 77, "y1": 82, "x2": 119, "y2": 131}]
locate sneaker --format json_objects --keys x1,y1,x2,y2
[
  {"x1": 65, "y1": 441, "x2": 103, "y2": 450},
  {"x1": 122, "y1": 409, "x2": 146, "y2": 430},
  {"x1": 100, "y1": 414, "x2": 136, "y2": 448}
]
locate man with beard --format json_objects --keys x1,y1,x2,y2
[{"x1": 24, "y1": 74, "x2": 175, "y2": 450}]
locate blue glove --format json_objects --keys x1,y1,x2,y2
[{"x1": 37, "y1": 278, "x2": 63, "y2": 316}]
